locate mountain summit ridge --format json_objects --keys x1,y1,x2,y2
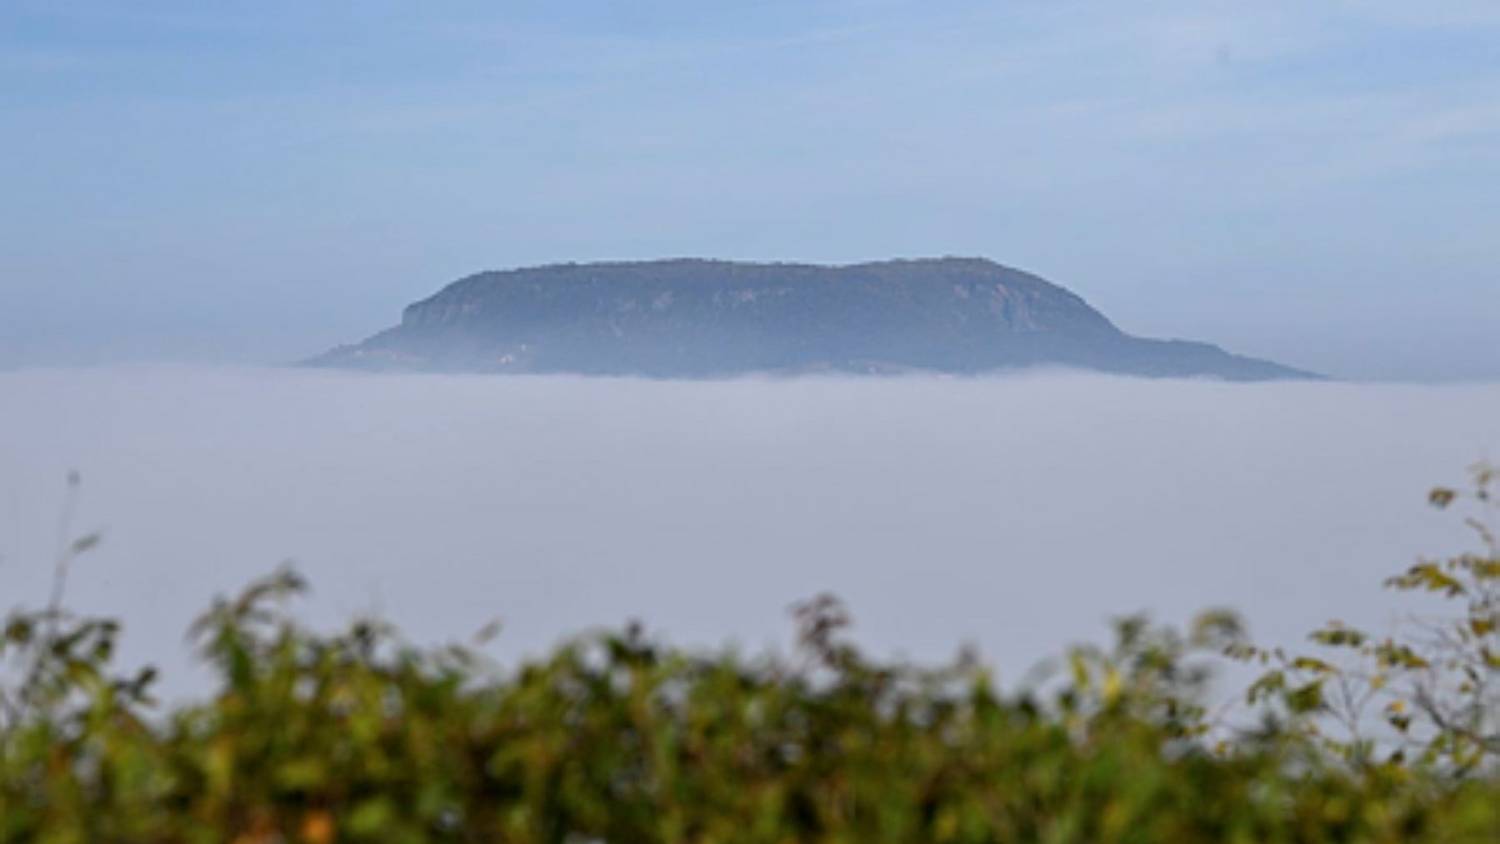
[{"x1": 310, "y1": 257, "x2": 1314, "y2": 380}]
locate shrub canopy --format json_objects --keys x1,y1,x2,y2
[{"x1": 1, "y1": 467, "x2": 1496, "y2": 842}]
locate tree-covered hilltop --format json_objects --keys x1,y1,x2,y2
[
  {"x1": 310, "y1": 258, "x2": 1315, "y2": 380},
  {"x1": 4, "y1": 468, "x2": 1494, "y2": 842}
]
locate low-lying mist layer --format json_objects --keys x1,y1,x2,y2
[{"x1": 1, "y1": 367, "x2": 1496, "y2": 696}]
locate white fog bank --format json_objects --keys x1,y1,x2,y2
[{"x1": 1, "y1": 367, "x2": 1496, "y2": 695}]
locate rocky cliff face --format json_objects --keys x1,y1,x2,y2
[{"x1": 309, "y1": 258, "x2": 1314, "y2": 380}]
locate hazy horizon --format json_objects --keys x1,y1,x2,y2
[
  {"x1": 3, "y1": 366, "x2": 1496, "y2": 698},
  {"x1": 4, "y1": 2, "x2": 1500, "y2": 381}
]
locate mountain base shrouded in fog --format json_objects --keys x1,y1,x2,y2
[{"x1": 309, "y1": 258, "x2": 1314, "y2": 380}]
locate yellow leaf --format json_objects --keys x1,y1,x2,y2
[
  {"x1": 301, "y1": 810, "x2": 335, "y2": 844},
  {"x1": 1102, "y1": 667, "x2": 1122, "y2": 703}
]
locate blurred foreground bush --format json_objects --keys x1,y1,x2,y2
[{"x1": 0, "y1": 468, "x2": 1496, "y2": 843}]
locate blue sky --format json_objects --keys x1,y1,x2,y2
[{"x1": 2, "y1": 1, "x2": 1497, "y2": 379}]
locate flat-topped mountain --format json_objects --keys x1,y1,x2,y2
[{"x1": 309, "y1": 258, "x2": 1314, "y2": 380}]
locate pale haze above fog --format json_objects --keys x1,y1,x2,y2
[
  {"x1": 1, "y1": 369, "x2": 1496, "y2": 696},
  {"x1": 3, "y1": 1, "x2": 1500, "y2": 380}
]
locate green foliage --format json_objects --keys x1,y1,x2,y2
[
  {"x1": 1234, "y1": 462, "x2": 1500, "y2": 775},
  {"x1": 0, "y1": 469, "x2": 1497, "y2": 842}
]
